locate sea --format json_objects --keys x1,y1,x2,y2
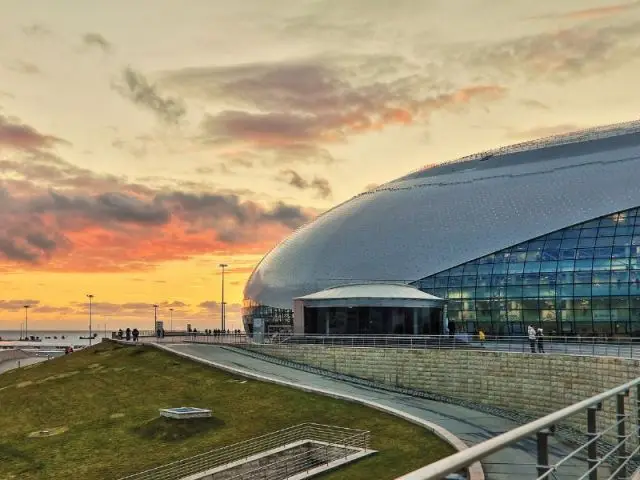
[{"x1": 0, "y1": 330, "x2": 106, "y2": 348}]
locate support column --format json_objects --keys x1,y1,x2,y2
[
  {"x1": 413, "y1": 308, "x2": 419, "y2": 335},
  {"x1": 325, "y1": 309, "x2": 330, "y2": 335}
]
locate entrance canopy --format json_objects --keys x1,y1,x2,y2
[{"x1": 294, "y1": 283, "x2": 443, "y2": 308}]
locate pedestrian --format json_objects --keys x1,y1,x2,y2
[
  {"x1": 478, "y1": 329, "x2": 486, "y2": 347},
  {"x1": 448, "y1": 320, "x2": 455, "y2": 339},
  {"x1": 536, "y1": 327, "x2": 545, "y2": 353},
  {"x1": 125, "y1": 328, "x2": 131, "y2": 341},
  {"x1": 527, "y1": 324, "x2": 537, "y2": 353},
  {"x1": 132, "y1": 328, "x2": 139, "y2": 342}
]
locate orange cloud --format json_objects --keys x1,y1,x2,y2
[
  {"x1": 0, "y1": 149, "x2": 317, "y2": 272},
  {"x1": 556, "y1": 3, "x2": 636, "y2": 20}
]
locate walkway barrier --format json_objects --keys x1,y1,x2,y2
[
  {"x1": 266, "y1": 334, "x2": 640, "y2": 359},
  {"x1": 398, "y1": 376, "x2": 640, "y2": 480},
  {"x1": 117, "y1": 423, "x2": 369, "y2": 480}
]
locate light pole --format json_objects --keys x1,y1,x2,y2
[
  {"x1": 219, "y1": 263, "x2": 228, "y2": 332},
  {"x1": 153, "y1": 304, "x2": 159, "y2": 336},
  {"x1": 23, "y1": 305, "x2": 29, "y2": 340},
  {"x1": 169, "y1": 308, "x2": 173, "y2": 331},
  {"x1": 86, "y1": 294, "x2": 94, "y2": 346}
]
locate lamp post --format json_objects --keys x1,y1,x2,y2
[
  {"x1": 153, "y1": 304, "x2": 159, "y2": 336},
  {"x1": 86, "y1": 294, "x2": 94, "y2": 346},
  {"x1": 23, "y1": 305, "x2": 29, "y2": 340},
  {"x1": 219, "y1": 263, "x2": 228, "y2": 331},
  {"x1": 169, "y1": 308, "x2": 173, "y2": 332}
]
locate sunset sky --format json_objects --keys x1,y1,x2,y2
[{"x1": 1, "y1": 0, "x2": 639, "y2": 331}]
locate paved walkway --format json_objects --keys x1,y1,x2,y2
[{"x1": 160, "y1": 343, "x2": 586, "y2": 480}]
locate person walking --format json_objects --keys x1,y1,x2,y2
[
  {"x1": 478, "y1": 329, "x2": 486, "y2": 347},
  {"x1": 132, "y1": 328, "x2": 139, "y2": 342},
  {"x1": 125, "y1": 328, "x2": 131, "y2": 341},
  {"x1": 536, "y1": 327, "x2": 545, "y2": 353},
  {"x1": 527, "y1": 324, "x2": 537, "y2": 353}
]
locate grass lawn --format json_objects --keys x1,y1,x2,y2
[{"x1": 0, "y1": 342, "x2": 455, "y2": 479}]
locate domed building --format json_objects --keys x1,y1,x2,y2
[{"x1": 243, "y1": 120, "x2": 640, "y2": 337}]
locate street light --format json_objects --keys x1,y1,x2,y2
[
  {"x1": 86, "y1": 294, "x2": 94, "y2": 346},
  {"x1": 219, "y1": 263, "x2": 228, "y2": 331},
  {"x1": 23, "y1": 305, "x2": 29, "y2": 340},
  {"x1": 153, "y1": 304, "x2": 159, "y2": 336},
  {"x1": 169, "y1": 308, "x2": 173, "y2": 331}
]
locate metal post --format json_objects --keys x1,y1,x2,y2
[
  {"x1": 23, "y1": 305, "x2": 29, "y2": 340},
  {"x1": 536, "y1": 429, "x2": 550, "y2": 478},
  {"x1": 637, "y1": 384, "x2": 640, "y2": 444},
  {"x1": 616, "y1": 392, "x2": 627, "y2": 479},
  {"x1": 86, "y1": 294, "x2": 93, "y2": 346},
  {"x1": 587, "y1": 406, "x2": 598, "y2": 480},
  {"x1": 219, "y1": 263, "x2": 228, "y2": 331}
]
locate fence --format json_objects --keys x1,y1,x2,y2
[
  {"x1": 117, "y1": 423, "x2": 369, "y2": 480},
  {"x1": 264, "y1": 333, "x2": 640, "y2": 359},
  {"x1": 399, "y1": 376, "x2": 640, "y2": 480}
]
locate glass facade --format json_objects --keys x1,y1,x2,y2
[
  {"x1": 242, "y1": 299, "x2": 294, "y2": 334},
  {"x1": 412, "y1": 207, "x2": 640, "y2": 336},
  {"x1": 303, "y1": 306, "x2": 442, "y2": 335}
]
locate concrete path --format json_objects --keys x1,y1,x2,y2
[{"x1": 160, "y1": 343, "x2": 586, "y2": 480}]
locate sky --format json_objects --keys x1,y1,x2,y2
[{"x1": 1, "y1": 0, "x2": 639, "y2": 331}]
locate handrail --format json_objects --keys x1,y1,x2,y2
[
  {"x1": 397, "y1": 376, "x2": 640, "y2": 480},
  {"x1": 118, "y1": 423, "x2": 369, "y2": 480}
]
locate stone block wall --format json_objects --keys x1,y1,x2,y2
[
  {"x1": 245, "y1": 345, "x2": 640, "y2": 446},
  {"x1": 0, "y1": 349, "x2": 29, "y2": 364}
]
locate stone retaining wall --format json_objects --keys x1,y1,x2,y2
[
  {"x1": 0, "y1": 349, "x2": 29, "y2": 364},
  {"x1": 244, "y1": 345, "x2": 640, "y2": 446}
]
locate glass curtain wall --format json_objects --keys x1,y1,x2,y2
[{"x1": 412, "y1": 207, "x2": 640, "y2": 337}]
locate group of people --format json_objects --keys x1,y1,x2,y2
[
  {"x1": 116, "y1": 328, "x2": 140, "y2": 341},
  {"x1": 527, "y1": 324, "x2": 545, "y2": 353}
]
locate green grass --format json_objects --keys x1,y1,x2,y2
[{"x1": 0, "y1": 342, "x2": 455, "y2": 479}]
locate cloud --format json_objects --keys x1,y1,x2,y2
[
  {"x1": 163, "y1": 57, "x2": 506, "y2": 163},
  {"x1": 507, "y1": 124, "x2": 583, "y2": 140},
  {"x1": 0, "y1": 152, "x2": 316, "y2": 271},
  {"x1": 533, "y1": 3, "x2": 639, "y2": 21},
  {"x1": 0, "y1": 115, "x2": 68, "y2": 151},
  {"x1": 82, "y1": 33, "x2": 112, "y2": 52},
  {"x1": 280, "y1": 169, "x2": 332, "y2": 199},
  {"x1": 461, "y1": 19, "x2": 640, "y2": 82},
  {"x1": 22, "y1": 24, "x2": 51, "y2": 37},
  {"x1": 4, "y1": 60, "x2": 41, "y2": 75},
  {"x1": 0, "y1": 299, "x2": 40, "y2": 311},
  {"x1": 113, "y1": 67, "x2": 187, "y2": 124}
]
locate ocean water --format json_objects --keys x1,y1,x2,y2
[{"x1": 0, "y1": 330, "x2": 106, "y2": 347}]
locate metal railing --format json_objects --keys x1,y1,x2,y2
[
  {"x1": 117, "y1": 423, "x2": 369, "y2": 480},
  {"x1": 254, "y1": 333, "x2": 640, "y2": 359},
  {"x1": 399, "y1": 376, "x2": 640, "y2": 480},
  {"x1": 226, "y1": 432, "x2": 369, "y2": 479}
]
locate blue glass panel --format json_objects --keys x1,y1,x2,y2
[
  {"x1": 596, "y1": 236, "x2": 614, "y2": 247},
  {"x1": 508, "y1": 263, "x2": 525, "y2": 273},
  {"x1": 599, "y1": 227, "x2": 616, "y2": 237},
  {"x1": 560, "y1": 249, "x2": 576, "y2": 260},
  {"x1": 580, "y1": 228, "x2": 598, "y2": 238},
  {"x1": 592, "y1": 283, "x2": 610, "y2": 296},
  {"x1": 523, "y1": 286, "x2": 539, "y2": 297},
  {"x1": 561, "y1": 238, "x2": 579, "y2": 248},
  {"x1": 524, "y1": 262, "x2": 541, "y2": 273},
  {"x1": 574, "y1": 284, "x2": 591, "y2": 296},
  {"x1": 540, "y1": 262, "x2": 558, "y2": 272},
  {"x1": 558, "y1": 260, "x2": 575, "y2": 272},
  {"x1": 578, "y1": 237, "x2": 596, "y2": 247}
]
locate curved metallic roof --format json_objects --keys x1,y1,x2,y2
[
  {"x1": 296, "y1": 283, "x2": 442, "y2": 301},
  {"x1": 245, "y1": 121, "x2": 640, "y2": 309}
]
